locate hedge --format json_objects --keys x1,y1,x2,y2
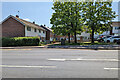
[{"x1": 2, "y1": 37, "x2": 40, "y2": 47}]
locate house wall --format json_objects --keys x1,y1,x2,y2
[
  {"x1": 112, "y1": 22, "x2": 120, "y2": 36},
  {"x1": 46, "y1": 30, "x2": 50, "y2": 40},
  {"x1": 25, "y1": 26, "x2": 46, "y2": 38},
  {"x1": 77, "y1": 32, "x2": 90, "y2": 40},
  {"x1": 50, "y1": 32, "x2": 54, "y2": 41},
  {"x1": 2, "y1": 17, "x2": 25, "y2": 37},
  {"x1": 0, "y1": 24, "x2": 2, "y2": 37},
  {"x1": 112, "y1": 27, "x2": 120, "y2": 35}
]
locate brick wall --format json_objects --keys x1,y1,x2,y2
[
  {"x1": 46, "y1": 30, "x2": 50, "y2": 40},
  {"x1": 112, "y1": 22, "x2": 120, "y2": 26},
  {"x1": 50, "y1": 32, "x2": 54, "y2": 38},
  {"x1": 2, "y1": 17, "x2": 25, "y2": 37}
]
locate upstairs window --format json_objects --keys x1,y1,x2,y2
[
  {"x1": 119, "y1": 27, "x2": 120, "y2": 29},
  {"x1": 115, "y1": 27, "x2": 118, "y2": 30},
  {"x1": 34, "y1": 28, "x2": 37, "y2": 32},
  {"x1": 115, "y1": 27, "x2": 120, "y2": 30},
  {"x1": 27, "y1": 26, "x2": 31, "y2": 31},
  {"x1": 39, "y1": 30, "x2": 41, "y2": 33},
  {"x1": 85, "y1": 31, "x2": 88, "y2": 33}
]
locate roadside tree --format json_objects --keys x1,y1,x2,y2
[
  {"x1": 50, "y1": 1, "x2": 84, "y2": 43},
  {"x1": 82, "y1": 1, "x2": 116, "y2": 43}
]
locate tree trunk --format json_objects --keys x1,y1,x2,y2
[
  {"x1": 75, "y1": 2, "x2": 77, "y2": 44},
  {"x1": 110, "y1": 25, "x2": 113, "y2": 35},
  {"x1": 74, "y1": 31, "x2": 77, "y2": 43},
  {"x1": 91, "y1": 3, "x2": 94, "y2": 44},
  {"x1": 91, "y1": 26, "x2": 94, "y2": 43},
  {"x1": 68, "y1": 33, "x2": 70, "y2": 43},
  {"x1": 71, "y1": 22, "x2": 77, "y2": 43}
]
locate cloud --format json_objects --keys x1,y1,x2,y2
[{"x1": 23, "y1": 18, "x2": 30, "y2": 21}]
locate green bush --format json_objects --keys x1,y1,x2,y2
[{"x1": 2, "y1": 37, "x2": 40, "y2": 47}]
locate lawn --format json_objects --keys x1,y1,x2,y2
[{"x1": 51, "y1": 41, "x2": 116, "y2": 46}]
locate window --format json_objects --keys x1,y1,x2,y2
[
  {"x1": 43, "y1": 31, "x2": 45, "y2": 33},
  {"x1": 34, "y1": 28, "x2": 37, "y2": 32},
  {"x1": 115, "y1": 27, "x2": 120, "y2": 30},
  {"x1": 115, "y1": 27, "x2": 117, "y2": 30},
  {"x1": 85, "y1": 31, "x2": 88, "y2": 33},
  {"x1": 56, "y1": 38, "x2": 58, "y2": 40},
  {"x1": 119, "y1": 27, "x2": 120, "y2": 29},
  {"x1": 27, "y1": 26, "x2": 31, "y2": 31},
  {"x1": 39, "y1": 30, "x2": 41, "y2": 33}
]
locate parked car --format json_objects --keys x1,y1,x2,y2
[
  {"x1": 103, "y1": 35, "x2": 113, "y2": 42},
  {"x1": 105, "y1": 36, "x2": 120, "y2": 43},
  {"x1": 97, "y1": 35, "x2": 104, "y2": 42},
  {"x1": 117, "y1": 39, "x2": 120, "y2": 44},
  {"x1": 98, "y1": 35, "x2": 112, "y2": 42}
]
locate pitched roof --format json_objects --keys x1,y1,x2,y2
[
  {"x1": 40, "y1": 25, "x2": 52, "y2": 32},
  {"x1": 2, "y1": 15, "x2": 46, "y2": 31}
]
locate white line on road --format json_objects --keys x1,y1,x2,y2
[
  {"x1": 1, "y1": 49, "x2": 32, "y2": 50},
  {"x1": 48, "y1": 59, "x2": 66, "y2": 61},
  {"x1": 0, "y1": 65, "x2": 56, "y2": 68},
  {"x1": 104, "y1": 68, "x2": 120, "y2": 70},
  {"x1": 48, "y1": 58, "x2": 119, "y2": 62}
]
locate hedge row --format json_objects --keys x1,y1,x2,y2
[{"x1": 2, "y1": 37, "x2": 40, "y2": 47}]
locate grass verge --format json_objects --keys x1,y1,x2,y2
[{"x1": 51, "y1": 41, "x2": 116, "y2": 46}]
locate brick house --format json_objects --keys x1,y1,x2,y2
[
  {"x1": 1, "y1": 15, "x2": 47, "y2": 41},
  {"x1": 40, "y1": 25, "x2": 54, "y2": 43}
]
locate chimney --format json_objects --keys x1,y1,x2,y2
[
  {"x1": 16, "y1": 15, "x2": 19, "y2": 18},
  {"x1": 33, "y1": 21, "x2": 35, "y2": 24},
  {"x1": 41, "y1": 25, "x2": 43, "y2": 27}
]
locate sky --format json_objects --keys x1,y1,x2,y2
[{"x1": 2, "y1": 2, "x2": 119, "y2": 28}]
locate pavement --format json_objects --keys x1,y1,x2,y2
[
  {"x1": 0, "y1": 44, "x2": 120, "y2": 50},
  {"x1": 47, "y1": 45, "x2": 120, "y2": 50},
  {"x1": 1, "y1": 48, "x2": 118, "y2": 78},
  {"x1": 0, "y1": 46, "x2": 45, "y2": 49}
]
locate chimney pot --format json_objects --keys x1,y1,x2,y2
[
  {"x1": 33, "y1": 21, "x2": 35, "y2": 24},
  {"x1": 16, "y1": 15, "x2": 19, "y2": 18}
]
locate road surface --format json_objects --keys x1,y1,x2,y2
[{"x1": 1, "y1": 48, "x2": 118, "y2": 78}]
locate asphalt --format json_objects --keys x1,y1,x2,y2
[
  {"x1": 47, "y1": 45, "x2": 120, "y2": 50},
  {"x1": 1, "y1": 48, "x2": 119, "y2": 78},
  {"x1": 0, "y1": 44, "x2": 120, "y2": 50}
]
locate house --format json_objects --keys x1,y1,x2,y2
[
  {"x1": 77, "y1": 32, "x2": 90, "y2": 42},
  {"x1": 81, "y1": 21, "x2": 120, "y2": 40},
  {"x1": 94, "y1": 21, "x2": 120, "y2": 37},
  {"x1": 1, "y1": 15, "x2": 47, "y2": 41},
  {"x1": 40, "y1": 25, "x2": 54, "y2": 43},
  {"x1": 111, "y1": 21, "x2": 120, "y2": 36},
  {"x1": 54, "y1": 35, "x2": 71, "y2": 41}
]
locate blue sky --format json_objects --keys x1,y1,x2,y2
[{"x1": 2, "y1": 2, "x2": 119, "y2": 27}]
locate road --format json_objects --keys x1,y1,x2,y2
[{"x1": 1, "y1": 48, "x2": 118, "y2": 78}]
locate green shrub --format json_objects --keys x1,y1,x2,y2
[{"x1": 2, "y1": 37, "x2": 40, "y2": 47}]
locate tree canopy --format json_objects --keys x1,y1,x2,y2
[
  {"x1": 50, "y1": 1, "x2": 84, "y2": 43},
  {"x1": 82, "y1": 1, "x2": 116, "y2": 43},
  {"x1": 50, "y1": 0, "x2": 116, "y2": 43}
]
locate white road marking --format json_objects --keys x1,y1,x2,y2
[
  {"x1": 48, "y1": 58, "x2": 119, "y2": 62},
  {"x1": 104, "y1": 68, "x2": 120, "y2": 70},
  {"x1": 2, "y1": 49, "x2": 32, "y2": 50},
  {"x1": 0, "y1": 65, "x2": 56, "y2": 68},
  {"x1": 48, "y1": 59, "x2": 66, "y2": 61}
]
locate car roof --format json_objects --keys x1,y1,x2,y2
[{"x1": 112, "y1": 36, "x2": 120, "y2": 38}]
